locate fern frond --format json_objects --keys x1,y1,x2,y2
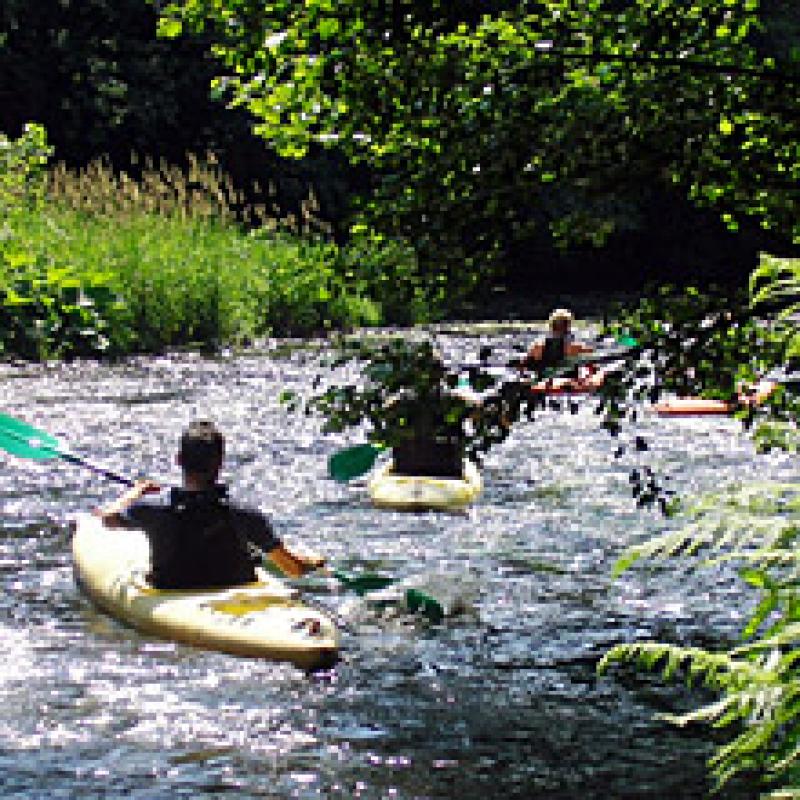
[
  {"x1": 659, "y1": 694, "x2": 739, "y2": 728},
  {"x1": 706, "y1": 549, "x2": 800, "y2": 571},
  {"x1": 614, "y1": 483, "x2": 800, "y2": 575},
  {"x1": 770, "y1": 740, "x2": 800, "y2": 776},
  {"x1": 606, "y1": 469, "x2": 800, "y2": 796},
  {"x1": 751, "y1": 254, "x2": 800, "y2": 316},
  {"x1": 733, "y1": 625, "x2": 800, "y2": 656},
  {"x1": 598, "y1": 642, "x2": 755, "y2": 687}
]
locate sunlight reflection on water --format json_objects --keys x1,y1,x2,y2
[{"x1": 0, "y1": 331, "x2": 786, "y2": 798}]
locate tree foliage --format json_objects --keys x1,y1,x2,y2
[
  {"x1": 597, "y1": 258, "x2": 800, "y2": 796},
  {"x1": 295, "y1": 337, "x2": 540, "y2": 463},
  {"x1": 158, "y1": 0, "x2": 800, "y2": 295}
]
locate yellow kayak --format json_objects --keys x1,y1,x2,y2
[
  {"x1": 367, "y1": 460, "x2": 482, "y2": 511},
  {"x1": 71, "y1": 513, "x2": 338, "y2": 669}
]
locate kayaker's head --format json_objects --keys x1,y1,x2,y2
[
  {"x1": 548, "y1": 308, "x2": 574, "y2": 338},
  {"x1": 178, "y1": 420, "x2": 224, "y2": 488}
]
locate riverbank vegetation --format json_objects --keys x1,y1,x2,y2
[
  {"x1": 3, "y1": 2, "x2": 800, "y2": 793},
  {"x1": 1, "y1": 127, "x2": 431, "y2": 359}
]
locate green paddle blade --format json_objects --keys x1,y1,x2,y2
[
  {"x1": 332, "y1": 569, "x2": 395, "y2": 596},
  {"x1": 328, "y1": 443, "x2": 384, "y2": 482},
  {"x1": 404, "y1": 588, "x2": 444, "y2": 623},
  {"x1": 0, "y1": 413, "x2": 60, "y2": 460}
]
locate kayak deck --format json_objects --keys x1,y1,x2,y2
[
  {"x1": 71, "y1": 513, "x2": 338, "y2": 669},
  {"x1": 367, "y1": 460, "x2": 482, "y2": 511},
  {"x1": 530, "y1": 367, "x2": 606, "y2": 395}
]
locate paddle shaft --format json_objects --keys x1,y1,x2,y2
[
  {"x1": 58, "y1": 451, "x2": 134, "y2": 487},
  {"x1": 0, "y1": 421, "x2": 133, "y2": 487}
]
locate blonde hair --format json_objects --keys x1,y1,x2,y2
[{"x1": 548, "y1": 308, "x2": 574, "y2": 328}]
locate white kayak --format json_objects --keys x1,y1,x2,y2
[
  {"x1": 71, "y1": 513, "x2": 339, "y2": 669},
  {"x1": 367, "y1": 460, "x2": 482, "y2": 511}
]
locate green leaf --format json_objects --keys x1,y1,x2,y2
[
  {"x1": 318, "y1": 17, "x2": 340, "y2": 40},
  {"x1": 157, "y1": 18, "x2": 184, "y2": 39}
]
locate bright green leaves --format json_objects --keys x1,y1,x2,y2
[
  {"x1": 154, "y1": 0, "x2": 800, "y2": 292},
  {"x1": 0, "y1": 254, "x2": 121, "y2": 360},
  {"x1": 0, "y1": 124, "x2": 53, "y2": 211},
  {"x1": 157, "y1": 17, "x2": 184, "y2": 39},
  {"x1": 317, "y1": 17, "x2": 339, "y2": 40}
]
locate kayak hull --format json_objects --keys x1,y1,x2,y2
[
  {"x1": 367, "y1": 460, "x2": 482, "y2": 511},
  {"x1": 531, "y1": 369, "x2": 606, "y2": 395},
  {"x1": 655, "y1": 381, "x2": 776, "y2": 417},
  {"x1": 71, "y1": 513, "x2": 338, "y2": 669}
]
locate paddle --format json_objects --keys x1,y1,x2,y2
[
  {"x1": 0, "y1": 412, "x2": 133, "y2": 486},
  {"x1": 329, "y1": 568, "x2": 395, "y2": 596},
  {"x1": 328, "y1": 442, "x2": 386, "y2": 482},
  {"x1": 265, "y1": 561, "x2": 445, "y2": 620}
]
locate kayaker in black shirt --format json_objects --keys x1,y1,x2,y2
[
  {"x1": 94, "y1": 420, "x2": 325, "y2": 590},
  {"x1": 523, "y1": 307, "x2": 594, "y2": 369}
]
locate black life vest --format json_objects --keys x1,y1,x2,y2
[
  {"x1": 540, "y1": 335, "x2": 567, "y2": 368},
  {"x1": 153, "y1": 488, "x2": 258, "y2": 589}
]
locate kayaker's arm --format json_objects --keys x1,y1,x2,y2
[
  {"x1": 527, "y1": 341, "x2": 594, "y2": 364},
  {"x1": 518, "y1": 341, "x2": 595, "y2": 372},
  {"x1": 525, "y1": 342, "x2": 545, "y2": 364},
  {"x1": 268, "y1": 544, "x2": 326, "y2": 579},
  {"x1": 93, "y1": 479, "x2": 161, "y2": 527}
]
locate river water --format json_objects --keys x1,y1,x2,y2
[{"x1": 0, "y1": 326, "x2": 791, "y2": 799}]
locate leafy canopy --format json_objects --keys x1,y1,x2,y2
[{"x1": 157, "y1": 0, "x2": 800, "y2": 292}]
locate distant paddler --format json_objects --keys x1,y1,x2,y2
[{"x1": 522, "y1": 308, "x2": 595, "y2": 369}]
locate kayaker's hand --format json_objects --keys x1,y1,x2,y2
[
  {"x1": 307, "y1": 554, "x2": 327, "y2": 571},
  {"x1": 133, "y1": 478, "x2": 161, "y2": 498},
  {"x1": 94, "y1": 478, "x2": 161, "y2": 524}
]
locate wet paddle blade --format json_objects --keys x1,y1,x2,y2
[
  {"x1": 404, "y1": 588, "x2": 445, "y2": 623},
  {"x1": 0, "y1": 414, "x2": 61, "y2": 460},
  {"x1": 332, "y1": 569, "x2": 395, "y2": 596},
  {"x1": 328, "y1": 443, "x2": 383, "y2": 482}
]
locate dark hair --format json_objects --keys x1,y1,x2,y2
[{"x1": 179, "y1": 420, "x2": 224, "y2": 474}]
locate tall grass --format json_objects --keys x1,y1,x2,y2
[
  {"x1": 3, "y1": 152, "x2": 426, "y2": 358},
  {"x1": 46, "y1": 153, "x2": 296, "y2": 230},
  {"x1": 16, "y1": 206, "x2": 376, "y2": 347}
]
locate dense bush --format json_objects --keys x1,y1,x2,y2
[{"x1": 0, "y1": 125, "x2": 120, "y2": 359}]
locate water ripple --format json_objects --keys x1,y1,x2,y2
[{"x1": 0, "y1": 332, "x2": 773, "y2": 798}]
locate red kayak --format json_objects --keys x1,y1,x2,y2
[
  {"x1": 655, "y1": 381, "x2": 776, "y2": 417},
  {"x1": 531, "y1": 367, "x2": 606, "y2": 396}
]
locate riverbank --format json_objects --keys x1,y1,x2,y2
[{"x1": 1, "y1": 145, "x2": 430, "y2": 360}]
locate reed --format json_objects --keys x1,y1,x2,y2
[
  {"x1": 1, "y1": 154, "x2": 392, "y2": 358},
  {"x1": 3, "y1": 145, "x2": 431, "y2": 359},
  {"x1": 48, "y1": 153, "x2": 254, "y2": 225}
]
